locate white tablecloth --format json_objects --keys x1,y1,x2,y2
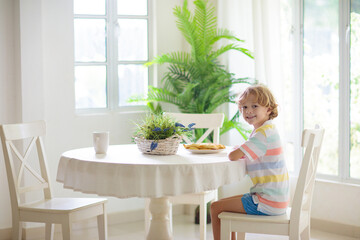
[{"x1": 56, "y1": 144, "x2": 245, "y2": 198}]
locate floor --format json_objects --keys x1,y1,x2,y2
[{"x1": 48, "y1": 214, "x2": 358, "y2": 240}]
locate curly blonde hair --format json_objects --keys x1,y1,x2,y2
[{"x1": 237, "y1": 85, "x2": 278, "y2": 120}]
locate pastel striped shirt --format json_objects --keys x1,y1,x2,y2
[{"x1": 239, "y1": 120, "x2": 289, "y2": 215}]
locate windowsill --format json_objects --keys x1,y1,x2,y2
[
  {"x1": 75, "y1": 106, "x2": 148, "y2": 116},
  {"x1": 314, "y1": 178, "x2": 360, "y2": 188},
  {"x1": 289, "y1": 173, "x2": 360, "y2": 187}
]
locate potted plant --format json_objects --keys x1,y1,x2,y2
[
  {"x1": 134, "y1": 113, "x2": 194, "y2": 155},
  {"x1": 130, "y1": 0, "x2": 254, "y2": 141}
]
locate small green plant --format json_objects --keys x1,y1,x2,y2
[{"x1": 134, "y1": 114, "x2": 194, "y2": 151}]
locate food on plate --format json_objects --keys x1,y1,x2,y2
[{"x1": 183, "y1": 143, "x2": 225, "y2": 150}]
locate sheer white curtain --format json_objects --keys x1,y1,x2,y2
[
  {"x1": 252, "y1": 0, "x2": 282, "y2": 92},
  {"x1": 218, "y1": 0, "x2": 285, "y2": 140},
  {"x1": 217, "y1": 0, "x2": 290, "y2": 198},
  {"x1": 252, "y1": 0, "x2": 285, "y2": 136}
]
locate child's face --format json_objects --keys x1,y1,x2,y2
[{"x1": 239, "y1": 94, "x2": 271, "y2": 129}]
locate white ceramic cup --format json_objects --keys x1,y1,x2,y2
[{"x1": 93, "y1": 131, "x2": 109, "y2": 154}]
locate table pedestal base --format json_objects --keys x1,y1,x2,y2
[{"x1": 147, "y1": 197, "x2": 172, "y2": 240}]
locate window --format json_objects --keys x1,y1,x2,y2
[
  {"x1": 303, "y1": 0, "x2": 339, "y2": 176},
  {"x1": 281, "y1": 0, "x2": 360, "y2": 183},
  {"x1": 73, "y1": 0, "x2": 150, "y2": 110},
  {"x1": 349, "y1": 0, "x2": 360, "y2": 179}
]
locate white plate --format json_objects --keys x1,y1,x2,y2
[{"x1": 185, "y1": 148, "x2": 225, "y2": 154}]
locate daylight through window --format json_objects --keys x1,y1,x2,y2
[{"x1": 73, "y1": 0, "x2": 150, "y2": 110}]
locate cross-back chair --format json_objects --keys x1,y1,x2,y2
[
  {"x1": 218, "y1": 126, "x2": 325, "y2": 240},
  {"x1": 145, "y1": 112, "x2": 225, "y2": 240},
  {"x1": 0, "y1": 121, "x2": 108, "y2": 240}
]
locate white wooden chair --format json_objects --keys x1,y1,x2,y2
[
  {"x1": 0, "y1": 121, "x2": 108, "y2": 240},
  {"x1": 219, "y1": 126, "x2": 325, "y2": 240},
  {"x1": 145, "y1": 112, "x2": 225, "y2": 240}
]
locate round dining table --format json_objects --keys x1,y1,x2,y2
[{"x1": 56, "y1": 144, "x2": 246, "y2": 240}]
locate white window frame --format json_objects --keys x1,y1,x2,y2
[
  {"x1": 74, "y1": 0, "x2": 153, "y2": 114},
  {"x1": 292, "y1": 0, "x2": 304, "y2": 176},
  {"x1": 292, "y1": 0, "x2": 359, "y2": 184},
  {"x1": 338, "y1": 0, "x2": 351, "y2": 183}
]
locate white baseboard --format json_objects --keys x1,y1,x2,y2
[{"x1": 311, "y1": 218, "x2": 360, "y2": 239}]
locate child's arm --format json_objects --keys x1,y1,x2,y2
[{"x1": 228, "y1": 147, "x2": 245, "y2": 161}]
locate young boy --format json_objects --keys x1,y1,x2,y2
[{"x1": 210, "y1": 85, "x2": 289, "y2": 240}]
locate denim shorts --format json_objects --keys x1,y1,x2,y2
[{"x1": 241, "y1": 193, "x2": 268, "y2": 215}]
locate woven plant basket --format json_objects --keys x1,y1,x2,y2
[{"x1": 134, "y1": 135, "x2": 182, "y2": 155}]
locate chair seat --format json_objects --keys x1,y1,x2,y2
[
  {"x1": 219, "y1": 208, "x2": 291, "y2": 224},
  {"x1": 169, "y1": 190, "x2": 216, "y2": 204},
  {"x1": 20, "y1": 198, "x2": 107, "y2": 213}
]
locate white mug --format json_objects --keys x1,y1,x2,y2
[{"x1": 93, "y1": 131, "x2": 109, "y2": 154}]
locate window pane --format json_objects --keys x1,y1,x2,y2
[
  {"x1": 118, "y1": 19, "x2": 148, "y2": 61},
  {"x1": 74, "y1": 19, "x2": 106, "y2": 62},
  {"x1": 117, "y1": 0, "x2": 147, "y2": 15},
  {"x1": 304, "y1": 0, "x2": 339, "y2": 175},
  {"x1": 75, "y1": 66, "x2": 107, "y2": 109},
  {"x1": 350, "y1": 1, "x2": 360, "y2": 179},
  {"x1": 74, "y1": 0, "x2": 105, "y2": 15},
  {"x1": 118, "y1": 64, "x2": 148, "y2": 106}
]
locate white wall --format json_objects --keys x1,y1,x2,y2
[
  {"x1": 311, "y1": 180, "x2": 360, "y2": 226},
  {"x1": 0, "y1": 0, "x2": 18, "y2": 229}
]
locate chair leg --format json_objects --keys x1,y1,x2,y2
[
  {"x1": 199, "y1": 200, "x2": 207, "y2": 240},
  {"x1": 61, "y1": 220, "x2": 72, "y2": 240},
  {"x1": 289, "y1": 232, "x2": 301, "y2": 240},
  {"x1": 45, "y1": 223, "x2": 54, "y2": 240},
  {"x1": 169, "y1": 202, "x2": 173, "y2": 234},
  {"x1": 214, "y1": 188, "x2": 219, "y2": 201},
  {"x1": 144, "y1": 198, "x2": 151, "y2": 235},
  {"x1": 220, "y1": 219, "x2": 231, "y2": 240},
  {"x1": 12, "y1": 220, "x2": 22, "y2": 240},
  {"x1": 97, "y1": 208, "x2": 108, "y2": 240},
  {"x1": 300, "y1": 225, "x2": 310, "y2": 240}
]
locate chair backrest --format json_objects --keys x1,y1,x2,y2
[
  {"x1": 0, "y1": 121, "x2": 52, "y2": 211},
  {"x1": 164, "y1": 113, "x2": 225, "y2": 144},
  {"x1": 290, "y1": 126, "x2": 324, "y2": 225}
]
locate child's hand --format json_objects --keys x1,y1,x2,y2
[{"x1": 228, "y1": 147, "x2": 245, "y2": 161}]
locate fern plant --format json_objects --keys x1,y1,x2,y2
[{"x1": 132, "y1": 0, "x2": 254, "y2": 140}]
